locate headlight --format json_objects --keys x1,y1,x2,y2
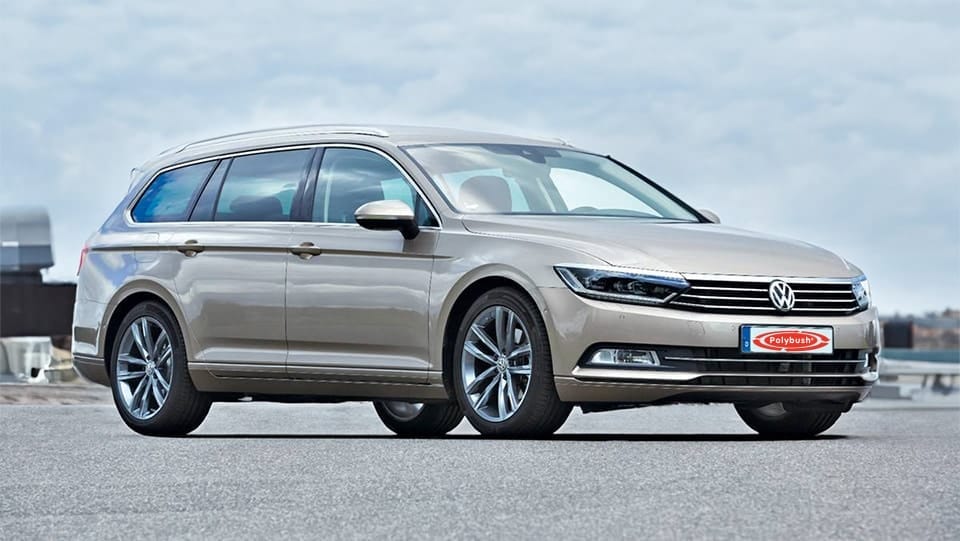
[
  {"x1": 853, "y1": 276, "x2": 871, "y2": 309},
  {"x1": 554, "y1": 264, "x2": 689, "y2": 305}
]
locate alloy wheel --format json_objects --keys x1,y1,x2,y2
[
  {"x1": 115, "y1": 316, "x2": 173, "y2": 420},
  {"x1": 460, "y1": 305, "x2": 532, "y2": 422}
]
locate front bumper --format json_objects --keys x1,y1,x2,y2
[
  {"x1": 539, "y1": 287, "x2": 880, "y2": 404},
  {"x1": 555, "y1": 378, "x2": 872, "y2": 405}
]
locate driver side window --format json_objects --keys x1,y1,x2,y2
[{"x1": 313, "y1": 148, "x2": 437, "y2": 226}]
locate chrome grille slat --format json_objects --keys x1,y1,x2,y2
[
  {"x1": 670, "y1": 302, "x2": 773, "y2": 311},
  {"x1": 681, "y1": 294, "x2": 769, "y2": 301},
  {"x1": 669, "y1": 301, "x2": 856, "y2": 312},
  {"x1": 793, "y1": 298, "x2": 858, "y2": 304},
  {"x1": 677, "y1": 297, "x2": 857, "y2": 304},
  {"x1": 688, "y1": 286, "x2": 767, "y2": 292},
  {"x1": 670, "y1": 278, "x2": 863, "y2": 316},
  {"x1": 792, "y1": 289, "x2": 856, "y2": 294},
  {"x1": 787, "y1": 308, "x2": 857, "y2": 312}
]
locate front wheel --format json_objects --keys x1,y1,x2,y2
[
  {"x1": 735, "y1": 403, "x2": 842, "y2": 438},
  {"x1": 373, "y1": 401, "x2": 463, "y2": 436},
  {"x1": 452, "y1": 287, "x2": 571, "y2": 437}
]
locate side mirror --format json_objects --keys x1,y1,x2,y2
[
  {"x1": 355, "y1": 200, "x2": 420, "y2": 239},
  {"x1": 698, "y1": 209, "x2": 721, "y2": 224}
]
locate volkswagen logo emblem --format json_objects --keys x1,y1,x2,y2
[{"x1": 768, "y1": 280, "x2": 795, "y2": 312}]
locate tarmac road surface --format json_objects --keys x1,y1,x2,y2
[{"x1": 1, "y1": 398, "x2": 957, "y2": 540}]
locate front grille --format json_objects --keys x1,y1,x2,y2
[
  {"x1": 669, "y1": 278, "x2": 863, "y2": 316},
  {"x1": 658, "y1": 347, "x2": 868, "y2": 387}
]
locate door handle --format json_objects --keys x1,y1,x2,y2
[
  {"x1": 289, "y1": 242, "x2": 322, "y2": 260},
  {"x1": 176, "y1": 240, "x2": 205, "y2": 257}
]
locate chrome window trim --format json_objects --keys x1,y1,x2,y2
[{"x1": 124, "y1": 143, "x2": 442, "y2": 229}]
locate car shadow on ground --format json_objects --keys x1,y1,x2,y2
[{"x1": 186, "y1": 433, "x2": 850, "y2": 442}]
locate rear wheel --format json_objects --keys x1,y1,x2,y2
[
  {"x1": 452, "y1": 287, "x2": 571, "y2": 437},
  {"x1": 373, "y1": 401, "x2": 463, "y2": 436},
  {"x1": 735, "y1": 403, "x2": 841, "y2": 438},
  {"x1": 109, "y1": 301, "x2": 211, "y2": 436}
]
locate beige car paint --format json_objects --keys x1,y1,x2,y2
[{"x1": 285, "y1": 223, "x2": 437, "y2": 381}]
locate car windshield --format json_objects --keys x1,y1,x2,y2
[{"x1": 404, "y1": 144, "x2": 700, "y2": 221}]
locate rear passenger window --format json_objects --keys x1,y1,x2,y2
[
  {"x1": 131, "y1": 161, "x2": 216, "y2": 222},
  {"x1": 215, "y1": 149, "x2": 312, "y2": 222}
]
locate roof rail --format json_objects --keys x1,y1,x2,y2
[{"x1": 176, "y1": 124, "x2": 391, "y2": 153}]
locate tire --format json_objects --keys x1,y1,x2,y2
[
  {"x1": 735, "y1": 403, "x2": 842, "y2": 438},
  {"x1": 373, "y1": 401, "x2": 463, "y2": 436},
  {"x1": 109, "y1": 301, "x2": 211, "y2": 436},
  {"x1": 452, "y1": 287, "x2": 572, "y2": 437}
]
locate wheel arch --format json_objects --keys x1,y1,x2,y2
[
  {"x1": 100, "y1": 281, "x2": 193, "y2": 375},
  {"x1": 438, "y1": 269, "x2": 551, "y2": 397}
]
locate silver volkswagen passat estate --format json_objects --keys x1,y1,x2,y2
[{"x1": 73, "y1": 125, "x2": 879, "y2": 438}]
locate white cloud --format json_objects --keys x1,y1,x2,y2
[{"x1": 1, "y1": 0, "x2": 958, "y2": 313}]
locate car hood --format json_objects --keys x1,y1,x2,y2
[{"x1": 462, "y1": 216, "x2": 859, "y2": 278}]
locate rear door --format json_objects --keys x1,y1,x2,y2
[
  {"x1": 285, "y1": 146, "x2": 438, "y2": 383},
  {"x1": 163, "y1": 148, "x2": 316, "y2": 375}
]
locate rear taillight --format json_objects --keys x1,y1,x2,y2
[{"x1": 78, "y1": 244, "x2": 89, "y2": 275}]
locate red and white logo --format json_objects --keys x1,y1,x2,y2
[{"x1": 752, "y1": 330, "x2": 831, "y2": 353}]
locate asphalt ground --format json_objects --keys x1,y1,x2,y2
[{"x1": 1, "y1": 393, "x2": 958, "y2": 540}]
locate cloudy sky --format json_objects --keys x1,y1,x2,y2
[{"x1": 2, "y1": 1, "x2": 958, "y2": 314}]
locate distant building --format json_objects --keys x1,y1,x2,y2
[
  {"x1": 882, "y1": 319, "x2": 914, "y2": 349},
  {"x1": 881, "y1": 309, "x2": 960, "y2": 351},
  {"x1": 0, "y1": 207, "x2": 76, "y2": 338},
  {"x1": 0, "y1": 206, "x2": 54, "y2": 284},
  {"x1": 913, "y1": 309, "x2": 960, "y2": 350}
]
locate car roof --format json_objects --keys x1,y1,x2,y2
[{"x1": 135, "y1": 124, "x2": 577, "y2": 182}]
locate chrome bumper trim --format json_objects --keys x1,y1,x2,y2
[
  {"x1": 661, "y1": 356, "x2": 862, "y2": 364},
  {"x1": 572, "y1": 365, "x2": 877, "y2": 383}
]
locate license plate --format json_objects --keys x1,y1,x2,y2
[{"x1": 740, "y1": 325, "x2": 834, "y2": 355}]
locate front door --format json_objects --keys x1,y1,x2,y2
[{"x1": 285, "y1": 147, "x2": 439, "y2": 383}]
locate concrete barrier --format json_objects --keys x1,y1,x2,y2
[
  {"x1": 0, "y1": 337, "x2": 52, "y2": 382},
  {"x1": 876, "y1": 357, "x2": 960, "y2": 399}
]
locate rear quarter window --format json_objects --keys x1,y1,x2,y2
[{"x1": 131, "y1": 161, "x2": 217, "y2": 222}]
